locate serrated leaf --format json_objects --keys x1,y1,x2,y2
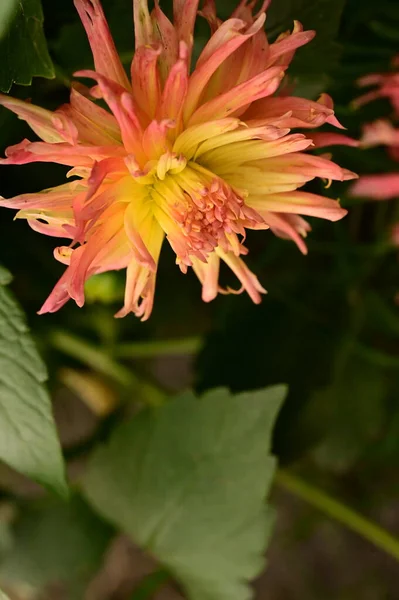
[
  {"x1": 0, "y1": 267, "x2": 67, "y2": 496},
  {"x1": 0, "y1": 0, "x2": 54, "y2": 93},
  {"x1": 0, "y1": 495, "x2": 112, "y2": 599},
  {"x1": 83, "y1": 386, "x2": 286, "y2": 600}
]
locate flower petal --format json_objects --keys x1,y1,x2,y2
[
  {"x1": 59, "y1": 86, "x2": 121, "y2": 145},
  {"x1": 216, "y1": 247, "x2": 266, "y2": 303},
  {"x1": 130, "y1": 44, "x2": 162, "y2": 120},
  {"x1": 350, "y1": 174, "x2": 399, "y2": 200},
  {"x1": 192, "y1": 252, "x2": 220, "y2": 301},
  {"x1": 188, "y1": 66, "x2": 284, "y2": 125},
  {"x1": 74, "y1": 0, "x2": 131, "y2": 89},
  {"x1": 183, "y1": 13, "x2": 266, "y2": 121},
  {"x1": 247, "y1": 190, "x2": 348, "y2": 221},
  {"x1": 0, "y1": 94, "x2": 77, "y2": 143}
]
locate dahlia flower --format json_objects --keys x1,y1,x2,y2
[
  {"x1": 351, "y1": 55, "x2": 399, "y2": 201},
  {"x1": 0, "y1": 0, "x2": 354, "y2": 319}
]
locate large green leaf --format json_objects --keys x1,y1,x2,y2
[
  {"x1": 0, "y1": 266, "x2": 67, "y2": 495},
  {"x1": 83, "y1": 386, "x2": 286, "y2": 600},
  {"x1": 0, "y1": 0, "x2": 54, "y2": 92},
  {"x1": 0, "y1": 495, "x2": 112, "y2": 598},
  {"x1": 0, "y1": 0, "x2": 18, "y2": 39}
]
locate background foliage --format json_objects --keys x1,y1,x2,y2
[{"x1": 0, "y1": 0, "x2": 398, "y2": 598}]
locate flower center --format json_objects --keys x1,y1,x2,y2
[{"x1": 125, "y1": 151, "x2": 263, "y2": 268}]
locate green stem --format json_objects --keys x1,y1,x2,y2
[
  {"x1": 50, "y1": 330, "x2": 135, "y2": 387},
  {"x1": 115, "y1": 337, "x2": 203, "y2": 359},
  {"x1": 276, "y1": 469, "x2": 399, "y2": 562},
  {"x1": 50, "y1": 331, "x2": 168, "y2": 406},
  {"x1": 130, "y1": 569, "x2": 169, "y2": 600}
]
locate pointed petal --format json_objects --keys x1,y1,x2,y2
[
  {"x1": 0, "y1": 181, "x2": 82, "y2": 210},
  {"x1": 245, "y1": 95, "x2": 341, "y2": 129},
  {"x1": 75, "y1": 70, "x2": 146, "y2": 163},
  {"x1": 133, "y1": 0, "x2": 154, "y2": 48},
  {"x1": 74, "y1": 0, "x2": 131, "y2": 89},
  {"x1": 116, "y1": 217, "x2": 164, "y2": 320},
  {"x1": 157, "y1": 41, "x2": 189, "y2": 124},
  {"x1": 142, "y1": 119, "x2": 174, "y2": 159},
  {"x1": 201, "y1": 135, "x2": 313, "y2": 174},
  {"x1": 173, "y1": 0, "x2": 200, "y2": 61},
  {"x1": 266, "y1": 26, "x2": 315, "y2": 67},
  {"x1": 258, "y1": 211, "x2": 310, "y2": 254},
  {"x1": 188, "y1": 66, "x2": 284, "y2": 125},
  {"x1": 173, "y1": 118, "x2": 240, "y2": 159},
  {"x1": 247, "y1": 191, "x2": 348, "y2": 221},
  {"x1": 183, "y1": 13, "x2": 266, "y2": 121},
  {"x1": 0, "y1": 94, "x2": 77, "y2": 143},
  {"x1": 216, "y1": 247, "x2": 266, "y2": 303},
  {"x1": 59, "y1": 87, "x2": 121, "y2": 145},
  {"x1": 0, "y1": 139, "x2": 126, "y2": 167},
  {"x1": 130, "y1": 44, "x2": 162, "y2": 120},
  {"x1": 152, "y1": 2, "x2": 179, "y2": 80},
  {"x1": 194, "y1": 124, "x2": 289, "y2": 158}
]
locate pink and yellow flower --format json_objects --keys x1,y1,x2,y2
[{"x1": 0, "y1": 0, "x2": 354, "y2": 319}]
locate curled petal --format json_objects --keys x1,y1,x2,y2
[
  {"x1": 153, "y1": 1, "x2": 179, "y2": 79},
  {"x1": 192, "y1": 252, "x2": 220, "y2": 302},
  {"x1": 130, "y1": 44, "x2": 162, "y2": 120},
  {"x1": 75, "y1": 70, "x2": 146, "y2": 162},
  {"x1": 258, "y1": 211, "x2": 310, "y2": 254},
  {"x1": 0, "y1": 94, "x2": 78, "y2": 143},
  {"x1": 0, "y1": 139, "x2": 126, "y2": 167},
  {"x1": 59, "y1": 87, "x2": 121, "y2": 145},
  {"x1": 133, "y1": 0, "x2": 155, "y2": 48},
  {"x1": 115, "y1": 218, "x2": 164, "y2": 320},
  {"x1": 173, "y1": 0, "x2": 200, "y2": 60},
  {"x1": 74, "y1": 0, "x2": 130, "y2": 89},
  {"x1": 216, "y1": 247, "x2": 266, "y2": 303},
  {"x1": 267, "y1": 23, "x2": 315, "y2": 67},
  {"x1": 183, "y1": 13, "x2": 266, "y2": 121},
  {"x1": 157, "y1": 41, "x2": 189, "y2": 124},
  {"x1": 245, "y1": 94, "x2": 343, "y2": 129},
  {"x1": 188, "y1": 66, "x2": 285, "y2": 125}
]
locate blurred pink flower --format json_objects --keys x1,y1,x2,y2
[
  {"x1": 350, "y1": 55, "x2": 399, "y2": 202},
  {"x1": 0, "y1": 0, "x2": 353, "y2": 319}
]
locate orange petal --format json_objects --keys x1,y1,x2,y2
[{"x1": 74, "y1": 0, "x2": 131, "y2": 90}]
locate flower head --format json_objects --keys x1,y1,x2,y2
[{"x1": 0, "y1": 0, "x2": 353, "y2": 319}]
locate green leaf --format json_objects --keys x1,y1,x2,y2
[
  {"x1": 0, "y1": 495, "x2": 112, "y2": 598},
  {"x1": 0, "y1": 267, "x2": 67, "y2": 496},
  {"x1": 0, "y1": 0, "x2": 18, "y2": 39},
  {"x1": 83, "y1": 386, "x2": 286, "y2": 600},
  {"x1": 0, "y1": 591, "x2": 10, "y2": 600},
  {"x1": 0, "y1": 0, "x2": 54, "y2": 93}
]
